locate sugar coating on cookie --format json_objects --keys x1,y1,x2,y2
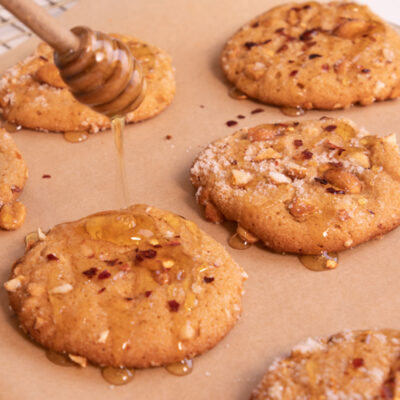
[
  {"x1": 221, "y1": 1, "x2": 400, "y2": 110},
  {"x1": 5, "y1": 205, "x2": 246, "y2": 367},
  {"x1": 250, "y1": 329, "x2": 400, "y2": 400},
  {"x1": 0, "y1": 35, "x2": 175, "y2": 133},
  {"x1": 191, "y1": 118, "x2": 400, "y2": 254},
  {"x1": 0, "y1": 129, "x2": 27, "y2": 230}
]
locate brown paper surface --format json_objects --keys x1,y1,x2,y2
[{"x1": 0, "y1": 0, "x2": 399, "y2": 398}]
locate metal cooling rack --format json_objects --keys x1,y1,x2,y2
[{"x1": 0, "y1": 0, "x2": 77, "y2": 55}]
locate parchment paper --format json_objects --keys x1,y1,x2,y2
[{"x1": 0, "y1": 1, "x2": 399, "y2": 399}]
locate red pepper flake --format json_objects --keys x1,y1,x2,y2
[
  {"x1": 293, "y1": 139, "x2": 303, "y2": 148},
  {"x1": 138, "y1": 249, "x2": 157, "y2": 259},
  {"x1": 337, "y1": 148, "x2": 345, "y2": 156},
  {"x1": 314, "y1": 177, "x2": 328, "y2": 185},
  {"x1": 352, "y1": 358, "x2": 364, "y2": 368},
  {"x1": 203, "y1": 276, "x2": 215, "y2": 283},
  {"x1": 145, "y1": 290, "x2": 152, "y2": 297},
  {"x1": 39, "y1": 55, "x2": 48, "y2": 61},
  {"x1": 275, "y1": 27, "x2": 285, "y2": 33},
  {"x1": 237, "y1": 115, "x2": 245, "y2": 119},
  {"x1": 290, "y1": 70, "x2": 298, "y2": 77},
  {"x1": 251, "y1": 108, "x2": 264, "y2": 114},
  {"x1": 326, "y1": 187, "x2": 345, "y2": 195},
  {"x1": 42, "y1": 174, "x2": 51, "y2": 179},
  {"x1": 244, "y1": 41, "x2": 257, "y2": 50},
  {"x1": 302, "y1": 149, "x2": 313, "y2": 159},
  {"x1": 299, "y1": 28, "x2": 318, "y2": 41},
  {"x1": 276, "y1": 44, "x2": 288, "y2": 53},
  {"x1": 165, "y1": 134, "x2": 172, "y2": 140},
  {"x1": 104, "y1": 259, "x2": 118, "y2": 266},
  {"x1": 136, "y1": 254, "x2": 144, "y2": 262},
  {"x1": 226, "y1": 120, "x2": 238, "y2": 127},
  {"x1": 381, "y1": 382, "x2": 394, "y2": 399},
  {"x1": 46, "y1": 253, "x2": 59, "y2": 261},
  {"x1": 322, "y1": 63, "x2": 330, "y2": 71},
  {"x1": 303, "y1": 4, "x2": 311, "y2": 9},
  {"x1": 309, "y1": 53, "x2": 322, "y2": 59},
  {"x1": 98, "y1": 287, "x2": 106, "y2": 294},
  {"x1": 368, "y1": 210, "x2": 375, "y2": 215},
  {"x1": 293, "y1": 122, "x2": 300, "y2": 126},
  {"x1": 168, "y1": 300, "x2": 180, "y2": 312},
  {"x1": 251, "y1": 21, "x2": 259, "y2": 28},
  {"x1": 125, "y1": 297, "x2": 133, "y2": 301},
  {"x1": 231, "y1": 159, "x2": 238, "y2": 165},
  {"x1": 361, "y1": 68, "x2": 370, "y2": 74},
  {"x1": 11, "y1": 186, "x2": 21, "y2": 193},
  {"x1": 324, "y1": 125, "x2": 337, "y2": 132},
  {"x1": 166, "y1": 241, "x2": 181, "y2": 247},
  {"x1": 98, "y1": 270, "x2": 111, "y2": 280},
  {"x1": 82, "y1": 267, "x2": 98, "y2": 278}
]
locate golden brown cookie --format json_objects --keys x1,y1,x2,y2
[
  {"x1": 191, "y1": 118, "x2": 400, "y2": 254},
  {"x1": 4, "y1": 205, "x2": 246, "y2": 368},
  {"x1": 221, "y1": 1, "x2": 400, "y2": 110},
  {"x1": 0, "y1": 129, "x2": 27, "y2": 230},
  {"x1": 0, "y1": 35, "x2": 175, "y2": 133},
  {"x1": 250, "y1": 329, "x2": 400, "y2": 400}
]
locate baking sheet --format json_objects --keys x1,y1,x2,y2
[{"x1": 0, "y1": 0, "x2": 400, "y2": 399}]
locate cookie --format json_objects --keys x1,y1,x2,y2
[
  {"x1": 4, "y1": 205, "x2": 246, "y2": 368},
  {"x1": 0, "y1": 129, "x2": 27, "y2": 230},
  {"x1": 190, "y1": 118, "x2": 400, "y2": 254},
  {"x1": 250, "y1": 329, "x2": 400, "y2": 400},
  {"x1": 221, "y1": 1, "x2": 400, "y2": 110},
  {"x1": 0, "y1": 35, "x2": 175, "y2": 133}
]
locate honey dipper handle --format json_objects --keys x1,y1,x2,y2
[{"x1": 0, "y1": 0, "x2": 79, "y2": 54}]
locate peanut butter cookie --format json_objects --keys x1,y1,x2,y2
[
  {"x1": 191, "y1": 118, "x2": 400, "y2": 254},
  {"x1": 250, "y1": 329, "x2": 400, "y2": 400},
  {"x1": 221, "y1": 1, "x2": 400, "y2": 110},
  {"x1": 5, "y1": 205, "x2": 246, "y2": 368},
  {"x1": 0, "y1": 129, "x2": 27, "y2": 230},
  {"x1": 0, "y1": 35, "x2": 175, "y2": 133}
]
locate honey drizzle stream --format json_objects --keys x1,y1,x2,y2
[
  {"x1": 111, "y1": 116, "x2": 129, "y2": 206},
  {"x1": 298, "y1": 252, "x2": 339, "y2": 271},
  {"x1": 101, "y1": 366, "x2": 135, "y2": 385},
  {"x1": 165, "y1": 358, "x2": 193, "y2": 376}
]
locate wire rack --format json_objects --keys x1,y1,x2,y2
[{"x1": 0, "y1": 0, "x2": 77, "y2": 55}]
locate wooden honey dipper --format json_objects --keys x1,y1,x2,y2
[{"x1": 0, "y1": 0, "x2": 146, "y2": 117}]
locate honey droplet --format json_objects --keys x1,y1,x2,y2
[
  {"x1": 298, "y1": 251, "x2": 339, "y2": 271},
  {"x1": 228, "y1": 233, "x2": 252, "y2": 250},
  {"x1": 280, "y1": 106, "x2": 305, "y2": 117},
  {"x1": 101, "y1": 366, "x2": 135, "y2": 385},
  {"x1": 2, "y1": 121, "x2": 21, "y2": 133},
  {"x1": 45, "y1": 350, "x2": 75, "y2": 367},
  {"x1": 229, "y1": 87, "x2": 248, "y2": 100},
  {"x1": 63, "y1": 131, "x2": 88, "y2": 143},
  {"x1": 165, "y1": 358, "x2": 193, "y2": 376}
]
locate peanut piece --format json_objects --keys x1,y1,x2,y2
[
  {"x1": 289, "y1": 198, "x2": 316, "y2": 221},
  {"x1": 333, "y1": 20, "x2": 370, "y2": 39},
  {"x1": 253, "y1": 148, "x2": 282, "y2": 161},
  {"x1": 35, "y1": 63, "x2": 67, "y2": 89},
  {"x1": 247, "y1": 124, "x2": 279, "y2": 141},
  {"x1": 231, "y1": 169, "x2": 253, "y2": 186},
  {"x1": 237, "y1": 225, "x2": 259, "y2": 244},
  {"x1": 348, "y1": 152, "x2": 370, "y2": 169},
  {"x1": 0, "y1": 201, "x2": 26, "y2": 230},
  {"x1": 68, "y1": 354, "x2": 87, "y2": 368},
  {"x1": 324, "y1": 168, "x2": 362, "y2": 194},
  {"x1": 4, "y1": 276, "x2": 24, "y2": 292}
]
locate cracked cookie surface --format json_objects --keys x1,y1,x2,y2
[
  {"x1": 191, "y1": 118, "x2": 400, "y2": 254},
  {"x1": 250, "y1": 329, "x2": 400, "y2": 400},
  {"x1": 0, "y1": 35, "x2": 175, "y2": 133},
  {"x1": 5, "y1": 205, "x2": 246, "y2": 368},
  {"x1": 221, "y1": 1, "x2": 400, "y2": 110}
]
